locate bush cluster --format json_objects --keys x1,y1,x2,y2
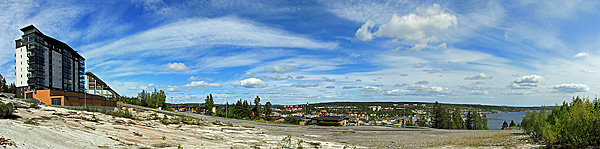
[
  {"x1": 522, "y1": 97, "x2": 600, "y2": 147},
  {"x1": 0, "y1": 103, "x2": 12, "y2": 118}
]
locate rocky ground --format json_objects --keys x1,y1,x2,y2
[
  {"x1": 0, "y1": 97, "x2": 349, "y2": 148},
  {"x1": 0, "y1": 97, "x2": 539, "y2": 148}
]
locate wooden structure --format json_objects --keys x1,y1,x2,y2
[{"x1": 86, "y1": 72, "x2": 120, "y2": 98}]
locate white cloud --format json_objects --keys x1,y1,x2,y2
[
  {"x1": 412, "y1": 63, "x2": 425, "y2": 68},
  {"x1": 82, "y1": 17, "x2": 338, "y2": 61},
  {"x1": 342, "y1": 86, "x2": 357, "y2": 89},
  {"x1": 395, "y1": 83, "x2": 409, "y2": 87},
  {"x1": 242, "y1": 72, "x2": 255, "y2": 77},
  {"x1": 140, "y1": 83, "x2": 164, "y2": 90},
  {"x1": 581, "y1": 69, "x2": 598, "y2": 73},
  {"x1": 188, "y1": 76, "x2": 213, "y2": 81},
  {"x1": 384, "y1": 89, "x2": 410, "y2": 96},
  {"x1": 574, "y1": 52, "x2": 588, "y2": 58},
  {"x1": 470, "y1": 90, "x2": 489, "y2": 95},
  {"x1": 508, "y1": 75, "x2": 545, "y2": 89},
  {"x1": 264, "y1": 65, "x2": 298, "y2": 74},
  {"x1": 355, "y1": 20, "x2": 375, "y2": 41},
  {"x1": 183, "y1": 81, "x2": 222, "y2": 89},
  {"x1": 415, "y1": 80, "x2": 429, "y2": 84},
  {"x1": 164, "y1": 62, "x2": 190, "y2": 72},
  {"x1": 552, "y1": 84, "x2": 589, "y2": 93},
  {"x1": 356, "y1": 4, "x2": 457, "y2": 51},
  {"x1": 506, "y1": 90, "x2": 530, "y2": 95},
  {"x1": 360, "y1": 86, "x2": 382, "y2": 94},
  {"x1": 322, "y1": 77, "x2": 336, "y2": 82},
  {"x1": 422, "y1": 69, "x2": 442, "y2": 74},
  {"x1": 166, "y1": 86, "x2": 180, "y2": 92},
  {"x1": 231, "y1": 78, "x2": 267, "y2": 88},
  {"x1": 406, "y1": 85, "x2": 452, "y2": 96},
  {"x1": 399, "y1": 73, "x2": 409, "y2": 76},
  {"x1": 464, "y1": 73, "x2": 493, "y2": 80},
  {"x1": 325, "y1": 86, "x2": 335, "y2": 89},
  {"x1": 290, "y1": 81, "x2": 319, "y2": 88},
  {"x1": 225, "y1": 90, "x2": 236, "y2": 94}
]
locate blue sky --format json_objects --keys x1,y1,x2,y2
[{"x1": 1, "y1": 0, "x2": 600, "y2": 106}]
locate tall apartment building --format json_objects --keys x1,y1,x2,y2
[{"x1": 14, "y1": 25, "x2": 85, "y2": 98}]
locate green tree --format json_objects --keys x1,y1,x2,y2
[
  {"x1": 433, "y1": 101, "x2": 451, "y2": 129},
  {"x1": 265, "y1": 102, "x2": 272, "y2": 120},
  {"x1": 502, "y1": 121, "x2": 508, "y2": 130},
  {"x1": 204, "y1": 94, "x2": 214, "y2": 115},
  {"x1": 0, "y1": 74, "x2": 6, "y2": 92},
  {"x1": 483, "y1": 114, "x2": 489, "y2": 130},
  {"x1": 465, "y1": 111, "x2": 473, "y2": 130},
  {"x1": 254, "y1": 96, "x2": 261, "y2": 119},
  {"x1": 472, "y1": 110, "x2": 483, "y2": 130},
  {"x1": 242, "y1": 100, "x2": 250, "y2": 118},
  {"x1": 509, "y1": 120, "x2": 516, "y2": 128},
  {"x1": 451, "y1": 108, "x2": 465, "y2": 129}
]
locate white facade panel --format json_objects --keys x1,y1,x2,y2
[{"x1": 15, "y1": 46, "x2": 28, "y2": 87}]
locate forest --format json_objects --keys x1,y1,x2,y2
[
  {"x1": 432, "y1": 101, "x2": 488, "y2": 130},
  {"x1": 521, "y1": 97, "x2": 600, "y2": 147},
  {"x1": 0, "y1": 74, "x2": 16, "y2": 94}
]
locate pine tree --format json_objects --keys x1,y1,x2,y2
[
  {"x1": 204, "y1": 95, "x2": 213, "y2": 115},
  {"x1": 451, "y1": 108, "x2": 465, "y2": 129},
  {"x1": 254, "y1": 96, "x2": 261, "y2": 119},
  {"x1": 265, "y1": 102, "x2": 272, "y2": 121},
  {"x1": 0, "y1": 74, "x2": 5, "y2": 92},
  {"x1": 465, "y1": 111, "x2": 473, "y2": 130},
  {"x1": 473, "y1": 110, "x2": 482, "y2": 130},
  {"x1": 242, "y1": 100, "x2": 250, "y2": 118},
  {"x1": 502, "y1": 121, "x2": 508, "y2": 130},
  {"x1": 483, "y1": 114, "x2": 489, "y2": 130},
  {"x1": 509, "y1": 120, "x2": 516, "y2": 128}
]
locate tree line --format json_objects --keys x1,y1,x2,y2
[
  {"x1": 521, "y1": 96, "x2": 600, "y2": 147},
  {"x1": 432, "y1": 101, "x2": 488, "y2": 130},
  {"x1": 111, "y1": 89, "x2": 167, "y2": 109},
  {"x1": 0, "y1": 74, "x2": 16, "y2": 94},
  {"x1": 204, "y1": 95, "x2": 274, "y2": 121}
]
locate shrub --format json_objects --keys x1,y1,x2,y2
[
  {"x1": 0, "y1": 103, "x2": 12, "y2": 118},
  {"x1": 29, "y1": 101, "x2": 38, "y2": 109}
]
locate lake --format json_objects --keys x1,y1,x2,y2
[{"x1": 486, "y1": 111, "x2": 527, "y2": 130}]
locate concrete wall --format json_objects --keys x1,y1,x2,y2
[
  {"x1": 24, "y1": 90, "x2": 116, "y2": 107},
  {"x1": 15, "y1": 46, "x2": 28, "y2": 87}
]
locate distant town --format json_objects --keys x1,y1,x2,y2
[{"x1": 163, "y1": 100, "x2": 534, "y2": 127}]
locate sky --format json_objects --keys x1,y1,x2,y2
[{"x1": 1, "y1": 0, "x2": 600, "y2": 106}]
